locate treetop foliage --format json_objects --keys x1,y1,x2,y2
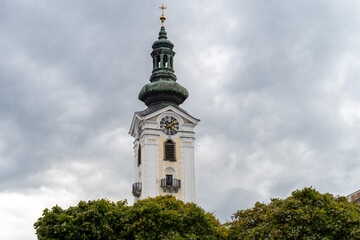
[
  {"x1": 227, "y1": 187, "x2": 360, "y2": 240},
  {"x1": 34, "y1": 188, "x2": 360, "y2": 239},
  {"x1": 34, "y1": 195, "x2": 226, "y2": 240}
]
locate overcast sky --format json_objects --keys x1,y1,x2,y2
[{"x1": 1, "y1": 0, "x2": 360, "y2": 239}]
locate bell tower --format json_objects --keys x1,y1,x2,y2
[{"x1": 129, "y1": 5, "x2": 200, "y2": 202}]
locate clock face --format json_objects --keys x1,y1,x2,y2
[{"x1": 160, "y1": 116, "x2": 179, "y2": 135}]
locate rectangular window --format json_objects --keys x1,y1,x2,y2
[{"x1": 166, "y1": 175, "x2": 173, "y2": 186}]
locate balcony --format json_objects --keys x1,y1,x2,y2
[
  {"x1": 160, "y1": 178, "x2": 181, "y2": 192},
  {"x1": 132, "y1": 182, "x2": 142, "y2": 197}
]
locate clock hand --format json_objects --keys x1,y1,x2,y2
[
  {"x1": 168, "y1": 120, "x2": 177, "y2": 126},
  {"x1": 166, "y1": 123, "x2": 175, "y2": 130}
]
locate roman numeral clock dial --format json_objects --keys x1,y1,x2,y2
[{"x1": 160, "y1": 116, "x2": 179, "y2": 135}]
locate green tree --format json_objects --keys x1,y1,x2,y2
[
  {"x1": 125, "y1": 195, "x2": 227, "y2": 240},
  {"x1": 34, "y1": 195, "x2": 227, "y2": 240},
  {"x1": 227, "y1": 187, "x2": 360, "y2": 240},
  {"x1": 34, "y1": 199, "x2": 129, "y2": 240}
]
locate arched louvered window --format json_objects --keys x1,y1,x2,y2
[
  {"x1": 137, "y1": 144, "x2": 141, "y2": 167},
  {"x1": 157, "y1": 55, "x2": 161, "y2": 68},
  {"x1": 163, "y1": 55, "x2": 168, "y2": 67},
  {"x1": 164, "y1": 139, "x2": 175, "y2": 161}
]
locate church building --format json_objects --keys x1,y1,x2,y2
[{"x1": 129, "y1": 6, "x2": 200, "y2": 202}]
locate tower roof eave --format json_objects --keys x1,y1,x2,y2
[{"x1": 136, "y1": 105, "x2": 200, "y2": 123}]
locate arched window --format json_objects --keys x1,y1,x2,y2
[
  {"x1": 163, "y1": 55, "x2": 168, "y2": 67},
  {"x1": 164, "y1": 139, "x2": 175, "y2": 161},
  {"x1": 137, "y1": 144, "x2": 141, "y2": 166},
  {"x1": 157, "y1": 55, "x2": 161, "y2": 68}
]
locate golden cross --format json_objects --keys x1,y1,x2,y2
[
  {"x1": 159, "y1": 4, "x2": 167, "y2": 27},
  {"x1": 159, "y1": 4, "x2": 167, "y2": 16}
]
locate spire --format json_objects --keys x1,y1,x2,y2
[
  {"x1": 138, "y1": 6, "x2": 189, "y2": 107},
  {"x1": 159, "y1": 4, "x2": 167, "y2": 27}
]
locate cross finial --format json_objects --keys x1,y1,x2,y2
[{"x1": 159, "y1": 4, "x2": 167, "y2": 27}]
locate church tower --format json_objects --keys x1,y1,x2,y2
[{"x1": 129, "y1": 5, "x2": 200, "y2": 202}]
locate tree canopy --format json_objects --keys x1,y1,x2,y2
[
  {"x1": 227, "y1": 187, "x2": 360, "y2": 240},
  {"x1": 34, "y1": 199, "x2": 128, "y2": 240},
  {"x1": 34, "y1": 195, "x2": 226, "y2": 240},
  {"x1": 34, "y1": 188, "x2": 360, "y2": 239}
]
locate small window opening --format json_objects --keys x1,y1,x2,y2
[
  {"x1": 157, "y1": 55, "x2": 161, "y2": 68},
  {"x1": 164, "y1": 139, "x2": 175, "y2": 161},
  {"x1": 170, "y1": 57, "x2": 173, "y2": 68},
  {"x1": 137, "y1": 144, "x2": 141, "y2": 166},
  {"x1": 163, "y1": 55, "x2": 168, "y2": 67}
]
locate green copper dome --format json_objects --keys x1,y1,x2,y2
[{"x1": 138, "y1": 26, "x2": 189, "y2": 107}]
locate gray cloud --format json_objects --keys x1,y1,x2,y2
[{"x1": 1, "y1": 0, "x2": 360, "y2": 239}]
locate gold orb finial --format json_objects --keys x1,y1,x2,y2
[{"x1": 159, "y1": 4, "x2": 167, "y2": 27}]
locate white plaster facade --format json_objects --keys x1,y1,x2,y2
[{"x1": 129, "y1": 106, "x2": 199, "y2": 203}]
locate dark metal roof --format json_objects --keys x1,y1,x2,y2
[{"x1": 135, "y1": 105, "x2": 200, "y2": 121}]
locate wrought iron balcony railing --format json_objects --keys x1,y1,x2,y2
[
  {"x1": 160, "y1": 178, "x2": 181, "y2": 192},
  {"x1": 132, "y1": 182, "x2": 142, "y2": 198}
]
